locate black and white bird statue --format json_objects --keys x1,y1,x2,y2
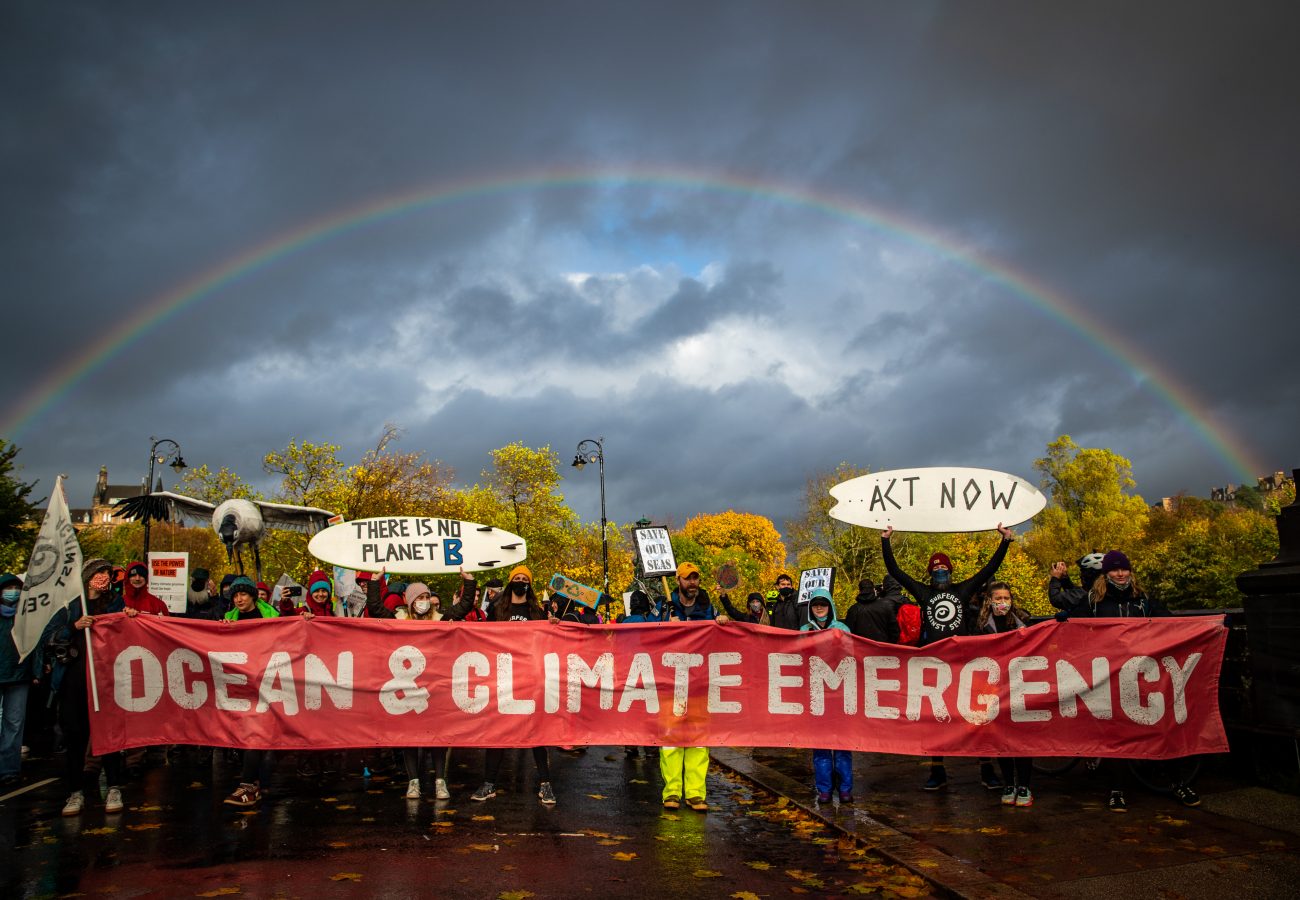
[{"x1": 113, "y1": 491, "x2": 336, "y2": 581}]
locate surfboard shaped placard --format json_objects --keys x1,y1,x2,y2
[
  {"x1": 828, "y1": 467, "x2": 1046, "y2": 532},
  {"x1": 307, "y1": 517, "x2": 526, "y2": 574}
]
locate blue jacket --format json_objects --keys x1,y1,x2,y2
[{"x1": 660, "y1": 588, "x2": 717, "y2": 622}]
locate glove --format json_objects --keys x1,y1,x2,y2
[{"x1": 1054, "y1": 609, "x2": 1070, "y2": 623}]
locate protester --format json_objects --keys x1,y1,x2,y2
[
  {"x1": 1048, "y1": 552, "x2": 1105, "y2": 611},
  {"x1": 977, "y1": 581, "x2": 1035, "y2": 808},
  {"x1": 1056, "y1": 550, "x2": 1195, "y2": 811},
  {"x1": 42, "y1": 558, "x2": 136, "y2": 816},
  {"x1": 121, "y1": 562, "x2": 170, "y2": 616},
  {"x1": 221, "y1": 576, "x2": 291, "y2": 807},
  {"x1": 391, "y1": 581, "x2": 450, "y2": 800},
  {"x1": 879, "y1": 576, "x2": 921, "y2": 646},
  {"x1": 551, "y1": 595, "x2": 600, "y2": 624},
  {"x1": 658, "y1": 562, "x2": 729, "y2": 813},
  {"x1": 0, "y1": 573, "x2": 32, "y2": 788},
  {"x1": 843, "y1": 578, "x2": 900, "y2": 643},
  {"x1": 720, "y1": 591, "x2": 770, "y2": 625},
  {"x1": 882, "y1": 524, "x2": 1014, "y2": 791},
  {"x1": 768, "y1": 573, "x2": 802, "y2": 630},
  {"x1": 466, "y1": 566, "x2": 557, "y2": 806},
  {"x1": 184, "y1": 568, "x2": 222, "y2": 621},
  {"x1": 616, "y1": 590, "x2": 654, "y2": 624},
  {"x1": 297, "y1": 570, "x2": 335, "y2": 617},
  {"x1": 800, "y1": 588, "x2": 854, "y2": 803}
]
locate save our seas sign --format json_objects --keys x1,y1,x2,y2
[
  {"x1": 88, "y1": 615, "x2": 1227, "y2": 761},
  {"x1": 307, "y1": 517, "x2": 527, "y2": 574},
  {"x1": 829, "y1": 466, "x2": 1047, "y2": 532}
]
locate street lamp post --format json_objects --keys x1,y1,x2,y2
[
  {"x1": 571, "y1": 437, "x2": 608, "y2": 598},
  {"x1": 142, "y1": 436, "x2": 187, "y2": 556}
]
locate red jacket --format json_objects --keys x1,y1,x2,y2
[{"x1": 123, "y1": 562, "x2": 170, "y2": 616}]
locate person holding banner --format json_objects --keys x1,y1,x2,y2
[
  {"x1": 720, "y1": 591, "x2": 771, "y2": 626},
  {"x1": 221, "y1": 577, "x2": 289, "y2": 807},
  {"x1": 769, "y1": 573, "x2": 802, "y2": 630},
  {"x1": 800, "y1": 589, "x2": 855, "y2": 804},
  {"x1": 0, "y1": 573, "x2": 32, "y2": 788},
  {"x1": 976, "y1": 581, "x2": 1035, "y2": 808},
  {"x1": 467, "y1": 566, "x2": 558, "y2": 807},
  {"x1": 122, "y1": 562, "x2": 170, "y2": 616},
  {"x1": 42, "y1": 558, "x2": 137, "y2": 817},
  {"x1": 882, "y1": 524, "x2": 1013, "y2": 792},
  {"x1": 658, "y1": 562, "x2": 729, "y2": 813}
]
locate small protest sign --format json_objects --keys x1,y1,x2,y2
[
  {"x1": 548, "y1": 573, "x2": 607, "y2": 609},
  {"x1": 797, "y1": 567, "x2": 835, "y2": 605},
  {"x1": 147, "y1": 552, "x2": 189, "y2": 614},
  {"x1": 633, "y1": 527, "x2": 676, "y2": 577}
]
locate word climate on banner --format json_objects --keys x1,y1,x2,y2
[
  {"x1": 633, "y1": 527, "x2": 676, "y2": 577},
  {"x1": 308, "y1": 517, "x2": 527, "y2": 575},
  {"x1": 89, "y1": 617, "x2": 1229, "y2": 761},
  {"x1": 828, "y1": 466, "x2": 1047, "y2": 533}
]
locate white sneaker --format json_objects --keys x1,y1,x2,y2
[
  {"x1": 434, "y1": 778, "x2": 450, "y2": 800},
  {"x1": 405, "y1": 778, "x2": 421, "y2": 799},
  {"x1": 62, "y1": 791, "x2": 84, "y2": 817},
  {"x1": 104, "y1": 787, "x2": 123, "y2": 813}
]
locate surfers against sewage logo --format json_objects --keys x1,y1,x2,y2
[{"x1": 925, "y1": 592, "x2": 964, "y2": 636}]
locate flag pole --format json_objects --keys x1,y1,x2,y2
[{"x1": 84, "y1": 613, "x2": 101, "y2": 713}]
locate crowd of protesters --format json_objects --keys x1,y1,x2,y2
[{"x1": 0, "y1": 522, "x2": 1201, "y2": 823}]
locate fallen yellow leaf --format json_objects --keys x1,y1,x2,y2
[
  {"x1": 127, "y1": 823, "x2": 162, "y2": 831},
  {"x1": 321, "y1": 797, "x2": 338, "y2": 802},
  {"x1": 83, "y1": 827, "x2": 117, "y2": 835},
  {"x1": 469, "y1": 843, "x2": 497, "y2": 852},
  {"x1": 587, "y1": 794, "x2": 607, "y2": 800},
  {"x1": 472, "y1": 815, "x2": 495, "y2": 822},
  {"x1": 693, "y1": 870, "x2": 723, "y2": 878},
  {"x1": 916, "y1": 859, "x2": 940, "y2": 868},
  {"x1": 746, "y1": 861, "x2": 772, "y2": 870},
  {"x1": 329, "y1": 873, "x2": 363, "y2": 882},
  {"x1": 597, "y1": 839, "x2": 621, "y2": 846},
  {"x1": 611, "y1": 851, "x2": 638, "y2": 861},
  {"x1": 195, "y1": 888, "x2": 241, "y2": 897},
  {"x1": 327, "y1": 841, "x2": 349, "y2": 848},
  {"x1": 731, "y1": 893, "x2": 761, "y2": 900},
  {"x1": 335, "y1": 804, "x2": 354, "y2": 811},
  {"x1": 498, "y1": 891, "x2": 535, "y2": 900}
]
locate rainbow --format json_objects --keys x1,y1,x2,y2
[{"x1": 2, "y1": 166, "x2": 1264, "y2": 480}]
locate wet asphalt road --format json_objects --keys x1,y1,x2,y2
[{"x1": 1, "y1": 747, "x2": 933, "y2": 899}]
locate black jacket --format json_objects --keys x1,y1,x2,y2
[
  {"x1": 1064, "y1": 582, "x2": 1169, "y2": 619},
  {"x1": 769, "y1": 591, "x2": 803, "y2": 631},
  {"x1": 843, "y1": 592, "x2": 901, "y2": 643},
  {"x1": 882, "y1": 536, "x2": 1011, "y2": 645}
]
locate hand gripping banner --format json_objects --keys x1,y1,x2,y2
[{"x1": 88, "y1": 616, "x2": 1228, "y2": 759}]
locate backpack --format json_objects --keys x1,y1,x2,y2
[{"x1": 897, "y1": 603, "x2": 921, "y2": 646}]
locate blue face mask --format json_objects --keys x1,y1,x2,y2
[{"x1": 931, "y1": 570, "x2": 951, "y2": 586}]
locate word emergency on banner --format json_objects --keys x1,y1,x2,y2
[
  {"x1": 87, "y1": 616, "x2": 1229, "y2": 760},
  {"x1": 148, "y1": 552, "x2": 189, "y2": 614},
  {"x1": 798, "y1": 568, "x2": 835, "y2": 605}
]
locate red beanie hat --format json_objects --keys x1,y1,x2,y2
[{"x1": 927, "y1": 552, "x2": 953, "y2": 574}]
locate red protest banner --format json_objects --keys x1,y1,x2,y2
[{"x1": 87, "y1": 615, "x2": 1227, "y2": 759}]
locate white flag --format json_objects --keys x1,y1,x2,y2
[{"x1": 14, "y1": 475, "x2": 84, "y2": 661}]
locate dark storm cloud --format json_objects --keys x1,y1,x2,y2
[{"x1": 4, "y1": 1, "x2": 1296, "y2": 527}]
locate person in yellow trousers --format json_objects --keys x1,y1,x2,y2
[{"x1": 656, "y1": 562, "x2": 729, "y2": 812}]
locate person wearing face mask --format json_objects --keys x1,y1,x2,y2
[
  {"x1": 40, "y1": 558, "x2": 139, "y2": 817},
  {"x1": 656, "y1": 562, "x2": 730, "y2": 813},
  {"x1": 467, "y1": 566, "x2": 558, "y2": 806},
  {"x1": 0, "y1": 574, "x2": 33, "y2": 788},
  {"x1": 843, "y1": 578, "x2": 901, "y2": 644},
  {"x1": 882, "y1": 524, "x2": 1014, "y2": 791},
  {"x1": 800, "y1": 589, "x2": 853, "y2": 803},
  {"x1": 768, "y1": 573, "x2": 803, "y2": 631},
  {"x1": 392, "y1": 581, "x2": 451, "y2": 800},
  {"x1": 976, "y1": 582, "x2": 1035, "y2": 808},
  {"x1": 720, "y1": 591, "x2": 771, "y2": 626},
  {"x1": 1064, "y1": 550, "x2": 1187, "y2": 812}
]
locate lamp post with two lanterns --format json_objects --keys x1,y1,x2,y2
[
  {"x1": 570, "y1": 437, "x2": 608, "y2": 597},
  {"x1": 142, "y1": 437, "x2": 187, "y2": 556}
]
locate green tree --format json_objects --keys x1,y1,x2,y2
[
  {"x1": 0, "y1": 440, "x2": 41, "y2": 544},
  {"x1": 1139, "y1": 497, "x2": 1278, "y2": 608},
  {"x1": 786, "y1": 462, "x2": 880, "y2": 605},
  {"x1": 178, "y1": 464, "x2": 264, "y2": 504},
  {"x1": 1023, "y1": 435, "x2": 1150, "y2": 570}
]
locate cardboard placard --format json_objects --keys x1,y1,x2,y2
[
  {"x1": 148, "y1": 552, "x2": 189, "y2": 614},
  {"x1": 633, "y1": 527, "x2": 676, "y2": 577},
  {"x1": 797, "y1": 567, "x2": 835, "y2": 605}
]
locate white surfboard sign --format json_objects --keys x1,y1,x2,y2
[
  {"x1": 828, "y1": 467, "x2": 1046, "y2": 532},
  {"x1": 307, "y1": 517, "x2": 527, "y2": 574}
]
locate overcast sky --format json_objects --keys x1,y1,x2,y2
[{"x1": 4, "y1": 1, "x2": 1297, "y2": 535}]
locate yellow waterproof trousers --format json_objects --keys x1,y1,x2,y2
[{"x1": 660, "y1": 746, "x2": 709, "y2": 801}]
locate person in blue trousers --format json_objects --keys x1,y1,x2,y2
[{"x1": 801, "y1": 589, "x2": 854, "y2": 804}]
